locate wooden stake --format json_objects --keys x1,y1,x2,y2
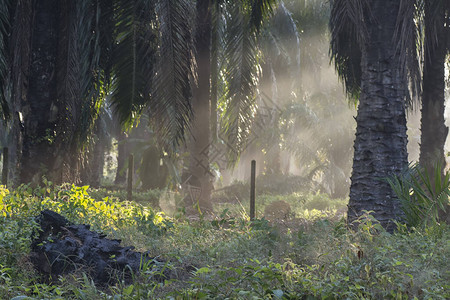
[
  {"x1": 250, "y1": 160, "x2": 256, "y2": 220},
  {"x1": 127, "y1": 154, "x2": 134, "y2": 201}
]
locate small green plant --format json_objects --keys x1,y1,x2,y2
[{"x1": 387, "y1": 163, "x2": 450, "y2": 227}]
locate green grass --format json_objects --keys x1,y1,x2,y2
[{"x1": 0, "y1": 183, "x2": 448, "y2": 299}]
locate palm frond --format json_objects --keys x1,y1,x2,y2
[
  {"x1": 220, "y1": 2, "x2": 260, "y2": 156},
  {"x1": 248, "y1": 0, "x2": 278, "y2": 32},
  {"x1": 262, "y1": 2, "x2": 301, "y2": 94},
  {"x1": 152, "y1": 0, "x2": 195, "y2": 149},
  {"x1": 111, "y1": 0, "x2": 157, "y2": 128},
  {"x1": 9, "y1": 0, "x2": 32, "y2": 124},
  {"x1": 329, "y1": 0, "x2": 367, "y2": 101},
  {"x1": 210, "y1": 0, "x2": 226, "y2": 142},
  {"x1": 0, "y1": 0, "x2": 10, "y2": 121},
  {"x1": 97, "y1": 0, "x2": 116, "y2": 84},
  {"x1": 56, "y1": 0, "x2": 107, "y2": 148},
  {"x1": 393, "y1": 0, "x2": 423, "y2": 107},
  {"x1": 78, "y1": 0, "x2": 109, "y2": 142}
]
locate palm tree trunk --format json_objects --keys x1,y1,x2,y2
[
  {"x1": 8, "y1": 0, "x2": 33, "y2": 187},
  {"x1": 20, "y1": 0, "x2": 59, "y2": 184},
  {"x1": 80, "y1": 120, "x2": 105, "y2": 188},
  {"x1": 348, "y1": 0, "x2": 408, "y2": 232},
  {"x1": 419, "y1": 1, "x2": 449, "y2": 223},
  {"x1": 114, "y1": 131, "x2": 128, "y2": 185},
  {"x1": 140, "y1": 145, "x2": 161, "y2": 190},
  {"x1": 185, "y1": 0, "x2": 213, "y2": 213},
  {"x1": 259, "y1": 62, "x2": 280, "y2": 174},
  {"x1": 419, "y1": 1, "x2": 447, "y2": 176}
]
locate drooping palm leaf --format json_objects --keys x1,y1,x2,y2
[
  {"x1": 248, "y1": 0, "x2": 278, "y2": 32},
  {"x1": 152, "y1": 0, "x2": 195, "y2": 148},
  {"x1": 393, "y1": 0, "x2": 423, "y2": 106},
  {"x1": 330, "y1": 0, "x2": 423, "y2": 105},
  {"x1": 111, "y1": 0, "x2": 157, "y2": 128},
  {"x1": 261, "y1": 1, "x2": 301, "y2": 99},
  {"x1": 56, "y1": 0, "x2": 106, "y2": 149},
  {"x1": 220, "y1": 2, "x2": 260, "y2": 156},
  {"x1": 0, "y1": 0, "x2": 10, "y2": 121},
  {"x1": 329, "y1": 0, "x2": 366, "y2": 101},
  {"x1": 9, "y1": 0, "x2": 32, "y2": 125},
  {"x1": 210, "y1": 0, "x2": 227, "y2": 142},
  {"x1": 77, "y1": 0, "x2": 108, "y2": 143},
  {"x1": 97, "y1": 0, "x2": 116, "y2": 84}
]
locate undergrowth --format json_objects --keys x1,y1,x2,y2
[{"x1": 0, "y1": 183, "x2": 448, "y2": 299}]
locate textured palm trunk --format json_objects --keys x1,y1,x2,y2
[
  {"x1": 348, "y1": 0, "x2": 408, "y2": 232},
  {"x1": 114, "y1": 131, "x2": 129, "y2": 185},
  {"x1": 184, "y1": 0, "x2": 213, "y2": 212},
  {"x1": 80, "y1": 121, "x2": 105, "y2": 188},
  {"x1": 260, "y1": 62, "x2": 281, "y2": 174},
  {"x1": 419, "y1": 2, "x2": 449, "y2": 223},
  {"x1": 20, "y1": 0, "x2": 59, "y2": 184},
  {"x1": 7, "y1": 0, "x2": 33, "y2": 187},
  {"x1": 419, "y1": 2, "x2": 447, "y2": 177},
  {"x1": 140, "y1": 146, "x2": 162, "y2": 190}
]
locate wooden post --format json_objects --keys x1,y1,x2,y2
[
  {"x1": 127, "y1": 154, "x2": 134, "y2": 201},
  {"x1": 2, "y1": 147, "x2": 8, "y2": 186},
  {"x1": 250, "y1": 160, "x2": 256, "y2": 220}
]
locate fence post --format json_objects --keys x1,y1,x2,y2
[
  {"x1": 2, "y1": 147, "x2": 8, "y2": 186},
  {"x1": 250, "y1": 160, "x2": 256, "y2": 220},
  {"x1": 127, "y1": 154, "x2": 134, "y2": 201}
]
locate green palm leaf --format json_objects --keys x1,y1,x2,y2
[
  {"x1": 387, "y1": 163, "x2": 450, "y2": 227},
  {"x1": 111, "y1": 0, "x2": 157, "y2": 128},
  {"x1": 329, "y1": 0, "x2": 365, "y2": 101},
  {"x1": 152, "y1": 0, "x2": 195, "y2": 148},
  {"x1": 220, "y1": 2, "x2": 260, "y2": 154},
  {"x1": 56, "y1": 0, "x2": 104, "y2": 146},
  {"x1": 0, "y1": 0, "x2": 10, "y2": 121},
  {"x1": 249, "y1": 0, "x2": 278, "y2": 32}
]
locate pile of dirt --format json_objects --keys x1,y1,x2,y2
[{"x1": 264, "y1": 200, "x2": 292, "y2": 221}]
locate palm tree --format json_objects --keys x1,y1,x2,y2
[
  {"x1": 0, "y1": 0, "x2": 196, "y2": 185},
  {"x1": 182, "y1": 0, "x2": 214, "y2": 212},
  {"x1": 17, "y1": 0, "x2": 105, "y2": 184},
  {"x1": 0, "y1": 0, "x2": 9, "y2": 121},
  {"x1": 419, "y1": 0, "x2": 449, "y2": 177},
  {"x1": 181, "y1": 0, "x2": 278, "y2": 212},
  {"x1": 419, "y1": 0, "x2": 450, "y2": 223},
  {"x1": 0, "y1": 0, "x2": 280, "y2": 190},
  {"x1": 330, "y1": 0, "x2": 417, "y2": 231},
  {"x1": 0, "y1": 0, "x2": 113, "y2": 185}
]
